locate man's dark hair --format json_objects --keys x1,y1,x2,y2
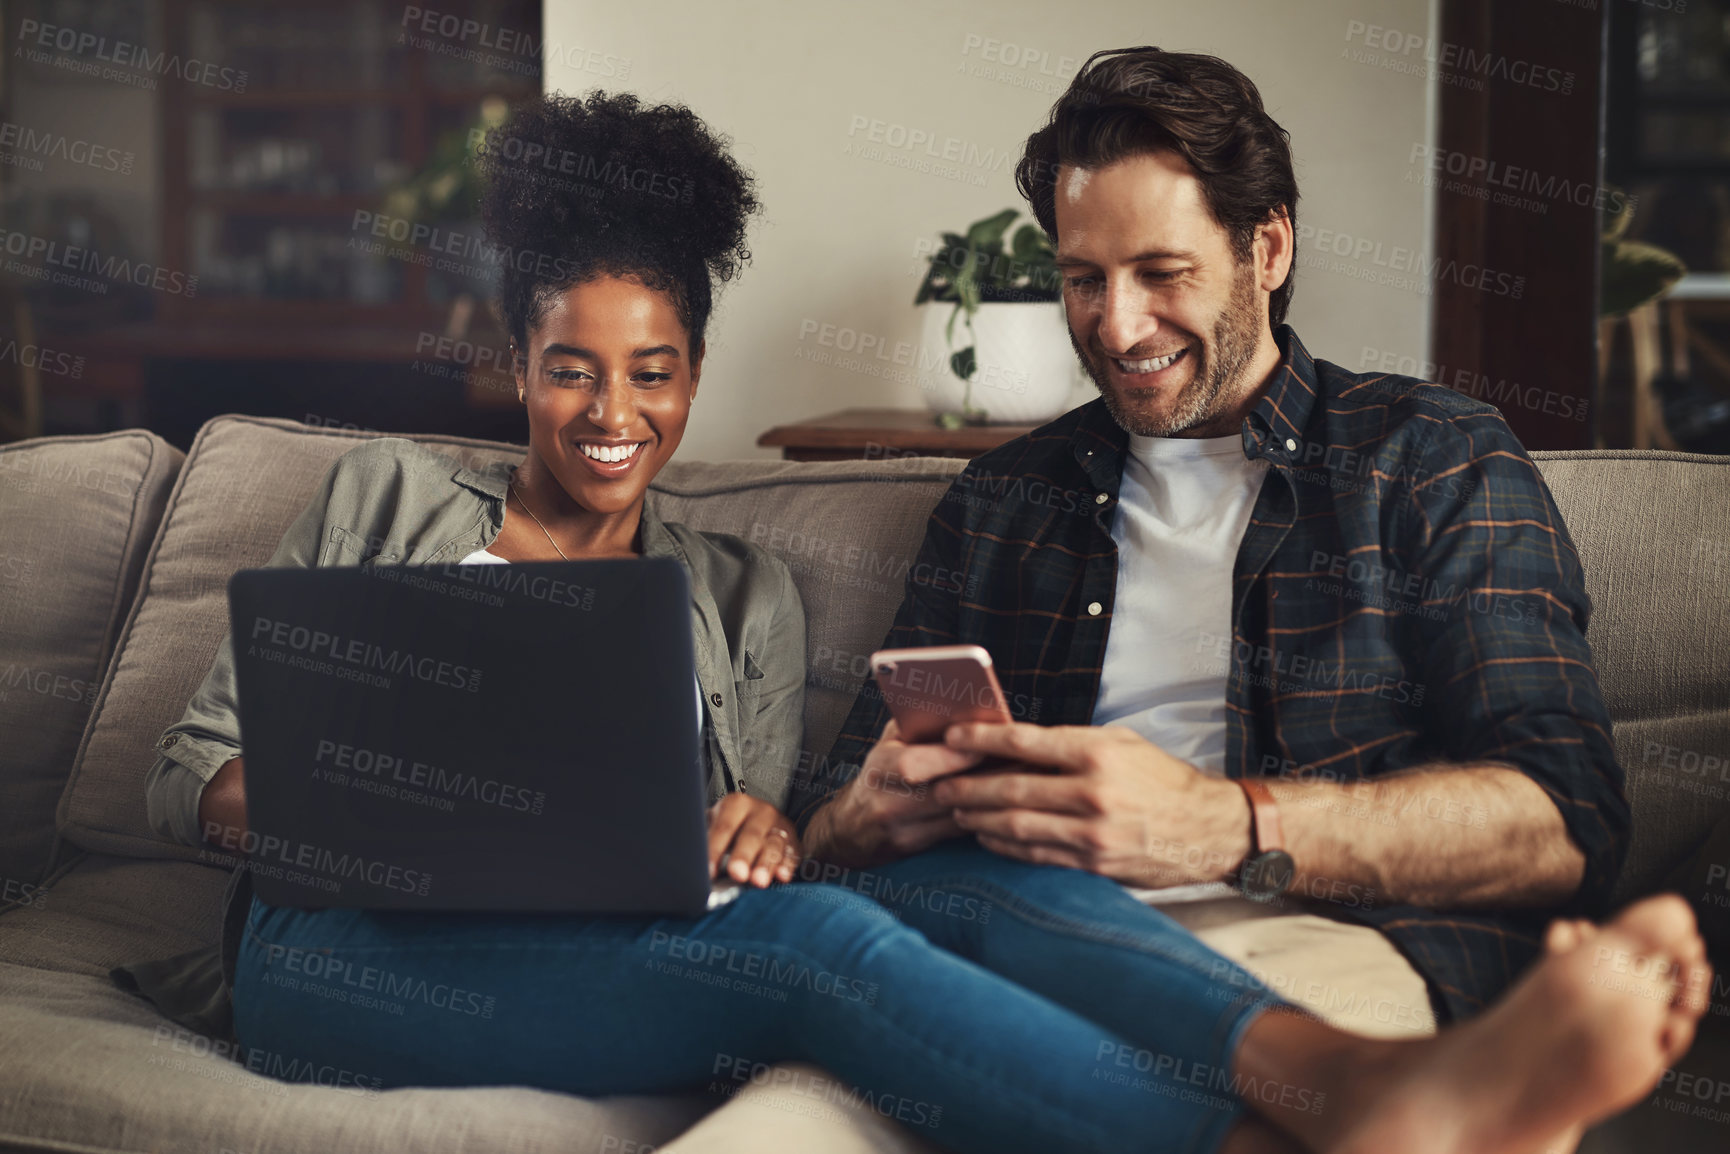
[
  {"x1": 1015, "y1": 47, "x2": 1299, "y2": 328},
  {"x1": 479, "y1": 92, "x2": 759, "y2": 353}
]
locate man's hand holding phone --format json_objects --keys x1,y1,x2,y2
[
  {"x1": 803, "y1": 645, "x2": 1010, "y2": 868},
  {"x1": 802, "y1": 717, "x2": 983, "y2": 867},
  {"x1": 931, "y1": 722, "x2": 1252, "y2": 889}
]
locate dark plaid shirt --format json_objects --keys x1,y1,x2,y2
[{"x1": 794, "y1": 325, "x2": 1627, "y2": 1024}]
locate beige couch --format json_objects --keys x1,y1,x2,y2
[{"x1": 2, "y1": 414, "x2": 1727, "y2": 1153}]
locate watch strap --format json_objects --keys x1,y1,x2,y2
[{"x1": 1239, "y1": 778, "x2": 1284, "y2": 854}]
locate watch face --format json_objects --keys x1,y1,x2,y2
[{"x1": 1240, "y1": 850, "x2": 1296, "y2": 903}]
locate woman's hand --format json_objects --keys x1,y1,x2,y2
[{"x1": 707, "y1": 793, "x2": 801, "y2": 888}]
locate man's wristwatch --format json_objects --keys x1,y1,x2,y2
[{"x1": 1236, "y1": 779, "x2": 1295, "y2": 903}]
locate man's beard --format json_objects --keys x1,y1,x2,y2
[{"x1": 1071, "y1": 262, "x2": 1263, "y2": 438}]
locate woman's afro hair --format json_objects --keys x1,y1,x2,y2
[{"x1": 478, "y1": 91, "x2": 759, "y2": 352}]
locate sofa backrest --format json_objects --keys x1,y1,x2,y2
[
  {"x1": 0, "y1": 431, "x2": 182, "y2": 890},
  {"x1": 1532, "y1": 450, "x2": 1730, "y2": 904}
]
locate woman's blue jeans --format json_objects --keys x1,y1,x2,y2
[{"x1": 233, "y1": 841, "x2": 1291, "y2": 1154}]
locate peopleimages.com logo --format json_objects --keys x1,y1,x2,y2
[
  {"x1": 15, "y1": 18, "x2": 248, "y2": 91},
  {"x1": 247, "y1": 615, "x2": 483, "y2": 693},
  {"x1": 200, "y1": 824, "x2": 432, "y2": 898}
]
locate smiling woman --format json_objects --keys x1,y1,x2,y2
[{"x1": 473, "y1": 92, "x2": 760, "y2": 558}]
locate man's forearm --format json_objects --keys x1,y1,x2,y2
[
  {"x1": 801, "y1": 796, "x2": 856, "y2": 863},
  {"x1": 1268, "y1": 764, "x2": 1586, "y2": 909}
]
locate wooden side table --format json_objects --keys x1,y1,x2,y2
[{"x1": 756, "y1": 408, "x2": 1039, "y2": 461}]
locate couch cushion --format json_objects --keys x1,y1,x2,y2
[
  {"x1": 0, "y1": 856, "x2": 228, "y2": 977},
  {"x1": 0, "y1": 431, "x2": 180, "y2": 890},
  {"x1": 658, "y1": 1061, "x2": 943, "y2": 1154},
  {"x1": 1532, "y1": 451, "x2": 1730, "y2": 904},
  {"x1": 0, "y1": 959, "x2": 713, "y2": 1154}
]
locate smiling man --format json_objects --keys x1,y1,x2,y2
[{"x1": 797, "y1": 46, "x2": 1637, "y2": 1036}]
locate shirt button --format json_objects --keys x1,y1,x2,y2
[
  {"x1": 710, "y1": 692, "x2": 724, "y2": 708},
  {"x1": 1094, "y1": 492, "x2": 1108, "y2": 505},
  {"x1": 160, "y1": 735, "x2": 179, "y2": 749},
  {"x1": 1284, "y1": 438, "x2": 1298, "y2": 452},
  {"x1": 1087, "y1": 601, "x2": 1103, "y2": 616}
]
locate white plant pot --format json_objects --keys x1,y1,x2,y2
[{"x1": 919, "y1": 300, "x2": 1083, "y2": 425}]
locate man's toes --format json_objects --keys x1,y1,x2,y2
[
  {"x1": 1676, "y1": 925, "x2": 1709, "y2": 968},
  {"x1": 1676, "y1": 959, "x2": 1714, "y2": 1017},
  {"x1": 1534, "y1": 1123, "x2": 1585, "y2": 1154},
  {"x1": 1660, "y1": 1011, "x2": 1699, "y2": 1065},
  {"x1": 1613, "y1": 894, "x2": 1698, "y2": 952},
  {"x1": 1545, "y1": 918, "x2": 1597, "y2": 955}
]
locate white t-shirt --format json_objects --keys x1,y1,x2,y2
[
  {"x1": 1091, "y1": 433, "x2": 1270, "y2": 775},
  {"x1": 458, "y1": 547, "x2": 704, "y2": 737},
  {"x1": 1093, "y1": 433, "x2": 1269, "y2": 905}
]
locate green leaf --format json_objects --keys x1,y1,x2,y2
[
  {"x1": 1010, "y1": 223, "x2": 1051, "y2": 260},
  {"x1": 913, "y1": 233, "x2": 977, "y2": 305},
  {"x1": 913, "y1": 261, "x2": 948, "y2": 305},
  {"x1": 944, "y1": 302, "x2": 964, "y2": 346},
  {"x1": 935, "y1": 411, "x2": 966, "y2": 430},
  {"x1": 1600, "y1": 189, "x2": 1635, "y2": 244},
  {"x1": 965, "y1": 208, "x2": 1019, "y2": 254},
  {"x1": 957, "y1": 264, "x2": 982, "y2": 318},
  {"x1": 1600, "y1": 240, "x2": 1686, "y2": 317},
  {"x1": 950, "y1": 345, "x2": 977, "y2": 381}
]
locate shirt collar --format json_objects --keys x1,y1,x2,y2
[
  {"x1": 453, "y1": 457, "x2": 680, "y2": 560},
  {"x1": 1070, "y1": 398, "x2": 1129, "y2": 494},
  {"x1": 1245, "y1": 324, "x2": 1321, "y2": 462},
  {"x1": 1069, "y1": 323, "x2": 1320, "y2": 481}
]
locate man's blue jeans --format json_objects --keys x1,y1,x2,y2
[{"x1": 233, "y1": 842, "x2": 1290, "y2": 1154}]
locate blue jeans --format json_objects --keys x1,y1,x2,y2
[{"x1": 233, "y1": 842, "x2": 1287, "y2": 1154}]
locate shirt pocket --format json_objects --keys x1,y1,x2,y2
[{"x1": 733, "y1": 648, "x2": 767, "y2": 720}]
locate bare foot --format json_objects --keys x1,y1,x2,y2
[{"x1": 1329, "y1": 894, "x2": 1711, "y2": 1154}]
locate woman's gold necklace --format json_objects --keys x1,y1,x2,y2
[{"x1": 509, "y1": 480, "x2": 570, "y2": 561}]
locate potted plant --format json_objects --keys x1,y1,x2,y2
[{"x1": 914, "y1": 208, "x2": 1079, "y2": 427}]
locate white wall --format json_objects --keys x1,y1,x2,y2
[{"x1": 544, "y1": 0, "x2": 1437, "y2": 461}]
